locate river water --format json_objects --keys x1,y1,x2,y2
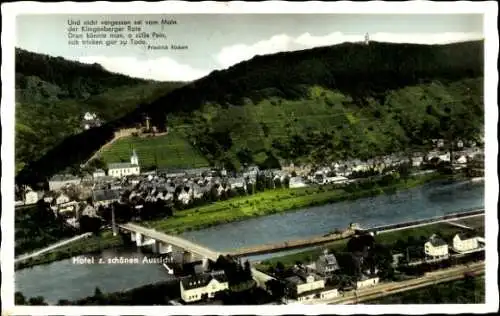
[{"x1": 15, "y1": 180, "x2": 484, "y2": 303}]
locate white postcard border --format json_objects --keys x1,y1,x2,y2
[{"x1": 1, "y1": 1, "x2": 498, "y2": 315}]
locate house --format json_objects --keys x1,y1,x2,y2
[
  {"x1": 315, "y1": 250, "x2": 340, "y2": 277},
  {"x1": 24, "y1": 189, "x2": 41, "y2": 205},
  {"x1": 456, "y1": 155, "x2": 468, "y2": 164},
  {"x1": 180, "y1": 270, "x2": 229, "y2": 303},
  {"x1": 392, "y1": 253, "x2": 405, "y2": 267},
  {"x1": 228, "y1": 177, "x2": 246, "y2": 191},
  {"x1": 55, "y1": 193, "x2": 70, "y2": 205},
  {"x1": 92, "y1": 189, "x2": 121, "y2": 207},
  {"x1": 438, "y1": 152, "x2": 451, "y2": 162},
  {"x1": 285, "y1": 271, "x2": 325, "y2": 301},
  {"x1": 177, "y1": 187, "x2": 192, "y2": 205},
  {"x1": 107, "y1": 150, "x2": 140, "y2": 178},
  {"x1": 432, "y1": 139, "x2": 445, "y2": 148},
  {"x1": 424, "y1": 234, "x2": 449, "y2": 258},
  {"x1": 58, "y1": 201, "x2": 79, "y2": 213},
  {"x1": 82, "y1": 112, "x2": 101, "y2": 130},
  {"x1": 92, "y1": 169, "x2": 106, "y2": 178},
  {"x1": 80, "y1": 204, "x2": 97, "y2": 217},
  {"x1": 48, "y1": 174, "x2": 81, "y2": 191},
  {"x1": 83, "y1": 112, "x2": 97, "y2": 121},
  {"x1": 289, "y1": 176, "x2": 307, "y2": 188},
  {"x1": 452, "y1": 232, "x2": 480, "y2": 253},
  {"x1": 356, "y1": 275, "x2": 379, "y2": 289},
  {"x1": 412, "y1": 156, "x2": 424, "y2": 167}
]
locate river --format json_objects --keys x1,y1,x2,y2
[{"x1": 15, "y1": 179, "x2": 484, "y2": 303}]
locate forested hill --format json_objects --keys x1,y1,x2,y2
[
  {"x1": 16, "y1": 40, "x2": 484, "y2": 185},
  {"x1": 15, "y1": 48, "x2": 185, "y2": 173},
  {"x1": 133, "y1": 40, "x2": 483, "y2": 128},
  {"x1": 15, "y1": 48, "x2": 148, "y2": 100}
]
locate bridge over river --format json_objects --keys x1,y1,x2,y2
[{"x1": 117, "y1": 223, "x2": 275, "y2": 288}]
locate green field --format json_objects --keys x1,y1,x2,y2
[{"x1": 99, "y1": 130, "x2": 210, "y2": 170}]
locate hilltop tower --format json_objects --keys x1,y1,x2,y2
[
  {"x1": 145, "y1": 115, "x2": 151, "y2": 131},
  {"x1": 131, "y1": 149, "x2": 139, "y2": 166},
  {"x1": 364, "y1": 33, "x2": 370, "y2": 45}
]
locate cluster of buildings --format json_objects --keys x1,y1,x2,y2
[{"x1": 15, "y1": 142, "x2": 483, "y2": 228}]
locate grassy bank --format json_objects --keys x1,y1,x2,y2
[
  {"x1": 16, "y1": 172, "x2": 452, "y2": 270},
  {"x1": 15, "y1": 231, "x2": 123, "y2": 270},
  {"x1": 254, "y1": 219, "x2": 481, "y2": 271},
  {"x1": 366, "y1": 276, "x2": 485, "y2": 304},
  {"x1": 146, "y1": 172, "x2": 445, "y2": 234}
]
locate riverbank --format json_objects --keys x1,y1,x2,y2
[
  {"x1": 254, "y1": 217, "x2": 483, "y2": 272},
  {"x1": 146, "y1": 172, "x2": 448, "y2": 234},
  {"x1": 15, "y1": 172, "x2": 459, "y2": 270}
]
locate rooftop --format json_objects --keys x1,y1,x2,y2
[
  {"x1": 92, "y1": 189, "x2": 121, "y2": 202},
  {"x1": 49, "y1": 174, "x2": 81, "y2": 182},
  {"x1": 108, "y1": 162, "x2": 138, "y2": 169},
  {"x1": 180, "y1": 270, "x2": 227, "y2": 290}
]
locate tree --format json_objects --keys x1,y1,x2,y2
[
  {"x1": 244, "y1": 260, "x2": 252, "y2": 281},
  {"x1": 15, "y1": 291, "x2": 26, "y2": 305},
  {"x1": 28, "y1": 296, "x2": 47, "y2": 305}
]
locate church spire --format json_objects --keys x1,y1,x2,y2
[{"x1": 131, "y1": 148, "x2": 139, "y2": 165}]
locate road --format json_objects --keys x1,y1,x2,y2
[
  {"x1": 370, "y1": 209, "x2": 484, "y2": 235},
  {"x1": 302, "y1": 261, "x2": 484, "y2": 305},
  {"x1": 14, "y1": 232, "x2": 93, "y2": 263}
]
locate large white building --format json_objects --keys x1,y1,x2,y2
[
  {"x1": 107, "y1": 150, "x2": 140, "y2": 178},
  {"x1": 424, "y1": 234, "x2": 449, "y2": 258},
  {"x1": 452, "y1": 232, "x2": 479, "y2": 253},
  {"x1": 180, "y1": 270, "x2": 229, "y2": 303}
]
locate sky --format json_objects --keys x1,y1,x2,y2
[{"x1": 16, "y1": 14, "x2": 484, "y2": 81}]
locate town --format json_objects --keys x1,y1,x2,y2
[{"x1": 14, "y1": 134, "x2": 485, "y2": 305}]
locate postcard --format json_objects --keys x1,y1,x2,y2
[{"x1": 1, "y1": 1, "x2": 498, "y2": 315}]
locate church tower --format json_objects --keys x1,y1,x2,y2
[{"x1": 130, "y1": 149, "x2": 139, "y2": 166}]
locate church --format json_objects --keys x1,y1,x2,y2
[{"x1": 107, "y1": 150, "x2": 141, "y2": 178}]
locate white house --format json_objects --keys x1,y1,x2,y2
[
  {"x1": 356, "y1": 275, "x2": 380, "y2": 289},
  {"x1": 24, "y1": 189, "x2": 41, "y2": 205},
  {"x1": 289, "y1": 176, "x2": 308, "y2": 188},
  {"x1": 178, "y1": 188, "x2": 192, "y2": 205},
  {"x1": 92, "y1": 169, "x2": 106, "y2": 178},
  {"x1": 315, "y1": 250, "x2": 340, "y2": 277},
  {"x1": 452, "y1": 232, "x2": 479, "y2": 253},
  {"x1": 180, "y1": 271, "x2": 229, "y2": 303},
  {"x1": 412, "y1": 156, "x2": 424, "y2": 167},
  {"x1": 424, "y1": 234, "x2": 449, "y2": 258},
  {"x1": 55, "y1": 193, "x2": 70, "y2": 205},
  {"x1": 456, "y1": 155, "x2": 468, "y2": 164},
  {"x1": 285, "y1": 272, "x2": 325, "y2": 300},
  {"x1": 107, "y1": 150, "x2": 140, "y2": 178},
  {"x1": 438, "y1": 152, "x2": 451, "y2": 162},
  {"x1": 83, "y1": 112, "x2": 97, "y2": 121}
]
